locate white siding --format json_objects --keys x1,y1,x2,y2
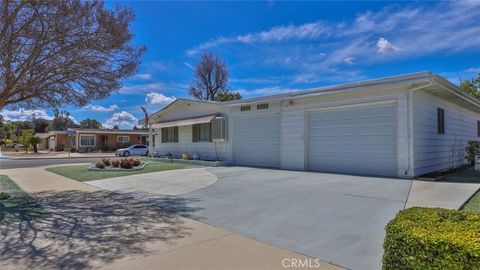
[
  {"x1": 412, "y1": 90, "x2": 480, "y2": 175},
  {"x1": 152, "y1": 125, "x2": 228, "y2": 161},
  {"x1": 150, "y1": 101, "x2": 228, "y2": 161}
]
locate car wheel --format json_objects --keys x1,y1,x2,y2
[
  {"x1": 145, "y1": 151, "x2": 149, "y2": 157},
  {"x1": 124, "y1": 151, "x2": 130, "y2": 157}
]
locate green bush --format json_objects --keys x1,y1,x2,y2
[
  {"x1": 466, "y1": 141, "x2": 480, "y2": 165},
  {"x1": 383, "y1": 207, "x2": 480, "y2": 269},
  {"x1": 102, "y1": 158, "x2": 111, "y2": 166},
  {"x1": 95, "y1": 162, "x2": 105, "y2": 169}
]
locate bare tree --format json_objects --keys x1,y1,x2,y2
[
  {"x1": 0, "y1": 0, "x2": 145, "y2": 110},
  {"x1": 189, "y1": 52, "x2": 230, "y2": 101}
]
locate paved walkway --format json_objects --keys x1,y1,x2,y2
[
  {"x1": 86, "y1": 167, "x2": 217, "y2": 196},
  {"x1": 0, "y1": 165, "x2": 340, "y2": 270},
  {"x1": 406, "y1": 180, "x2": 480, "y2": 209}
]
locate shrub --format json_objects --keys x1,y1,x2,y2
[
  {"x1": 111, "y1": 160, "x2": 120, "y2": 167},
  {"x1": 120, "y1": 158, "x2": 133, "y2": 169},
  {"x1": 95, "y1": 162, "x2": 105, "y2": 169},
  {"x1": 465, "y1": 141, "x2": 480, "y2": 165},
  {"x1": 383, "y1": 207, "x2": 480, "y2": 269},
  {"x1": 102, "y1": 158, "x2": 111, "y2": 166},
  {"x1": 0, "y1": 192, "x2": 10, "y2": 200},
  {"x1": 132, "y1": 158, "x2": 141, "y2": 167}
]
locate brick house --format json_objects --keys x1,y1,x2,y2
[{"x1": 37, "y1": 128, "x2": 149, "y2": 152}]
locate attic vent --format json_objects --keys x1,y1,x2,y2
[
  {"x1": 257, "y1": 103, "x2": 269, "y2": 110},
  {"x1": 240, "y1": 105, "x2": 251, "y2": 111}
]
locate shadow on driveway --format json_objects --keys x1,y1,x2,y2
[{"x1": 0, "y1": 190, "x2": 202, "y2": 270}]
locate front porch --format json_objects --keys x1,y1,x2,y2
[{"x1": 149, "y1": 114, "x2": 228, "y2": 162}]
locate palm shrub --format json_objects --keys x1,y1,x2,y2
[{"x1": 465, "y1": 141, "x2": 480, "y2": 165}]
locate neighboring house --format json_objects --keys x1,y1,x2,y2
[
  {"x1": 144, "y1": 72, "x2": 480, "y2": 178},
  {"x1": 36, "y1": 128, "x2": 149, "y2": 152}
]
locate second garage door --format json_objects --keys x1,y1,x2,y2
[
  {"x1": 308, "y1": 103, "x2": 397, "y2": 177},
  {"x1": 233, "y1": 113, "x2": 281, "y2": 168}
]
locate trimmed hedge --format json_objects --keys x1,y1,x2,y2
[{"x1": 383, "y1": 207, "x2": 480, "y2": 269}]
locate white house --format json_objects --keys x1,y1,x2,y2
[{"x1": 145, "y1": 72, "x2": 480, "y2": 178}]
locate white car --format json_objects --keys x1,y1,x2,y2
[{"x1": 116, "y1": 145, "x2": 149, "y2": 157}]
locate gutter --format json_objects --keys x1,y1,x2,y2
[{"x1": 406, "y1": 79, "x2": 434, "y2": 178}]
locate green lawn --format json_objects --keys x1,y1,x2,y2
[
  {"x1": 0, "y1": 175, "x2": 47, "y2": 223},
  {"x1": 46, "y1": 161, "x2": 196, "y2": 181},
  {"x1": 463, "y1": 191, "x2": 480, "y2": 213}
]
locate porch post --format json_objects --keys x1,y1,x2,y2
[{"x1": 148, "y1": 126, "x2": 153, "y2": 156}]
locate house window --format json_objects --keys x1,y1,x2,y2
[
  {"x1": 477, "y1": 121, "x2": 480, "y2": 137},
  {"x1": 161, "y1": 127, "x2": 178, "y2": 143},
  {"x1": 437, "y1": 108, "x2": 445, "y2": 134},
  {"x1": 240, "y1": 105, "x2": 251, "y2": 111},
  {"x1": 79, "y1": 135, "x2": 95, "y2": 147},
  {"x1": 117, "y1": 136, "x2": 130, "y2": 143},
  {"x1": 257, "y1": 103, "x2": 269, "y2": 110},
  {"x1": 192, "y1": 123, "x2": 211, "y2": 142}
]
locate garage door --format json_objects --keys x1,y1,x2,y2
[
  {"x1": 233, "y1": 113, "x2": 281, "y2": 168},
  {"x1": 308, "y1": 103, "x2": 397, "y2": 177}
]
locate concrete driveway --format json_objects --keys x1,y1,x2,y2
[
  {"x1": 175, "y1": 167, "x2": 411, "y2": 270},
  {"x1": 86, "y1": 166, "x2": 411, "y2": 270}
]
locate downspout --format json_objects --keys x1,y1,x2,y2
[{"x1": 406, "y1": 80, "x2": 434, "y2": 177}]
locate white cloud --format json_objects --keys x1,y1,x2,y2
[
  {"x1": 343, "y1": 57, "x2": 355, "y2": 64},
  {"x1": 0, "y1": 109, "x2": 53, "y2": 121},
  {"x1": 119, "y1": 82, "x2": 166, "y2": 94},
  {"x1": 133, "y1": 73, "x2": 153, "y2": 80},
  {"x1": 187, "y1": 21, "x2": 329, "y2": 56},
  {"x1": 376, "y1": 37, "x2": 399, "y2": 53},
  {"x1": 184, "y1": 62, "x2": 195, "y2": 70},
  {"x1": 186, "y1": 2, "x2": 480, "y2": 81},
  {"x1": 145, "y1": 92, "x2": 176, "y2": 106},
  {"x1": 83, "y1": 104, "x2": 119, "y2": 112},
  {"x1": 104, "y1": 111, "x2": 138, "y2": 129}
]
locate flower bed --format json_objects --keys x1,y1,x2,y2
[{"x1": 88, "y1": 158, "x2": 147, "y2": 171}]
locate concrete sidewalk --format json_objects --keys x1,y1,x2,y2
[
  {"x1": 1, "y1": 165, "x2": 341, "y2": 270},
  {"x1": 1, "y1": 151, "x2": 115, "y2": 160},
  {"x1": 86, "y1": 167, "x2": 218, "y2": 195},
  {"x1": 406, "y1": 180, "x2": 480, "y2": 209}
]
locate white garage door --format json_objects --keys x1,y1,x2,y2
[
  {"x1": 233, "y1": 113, "x2": 281, "y2": 168},
  {"x1": 308, "y1": 103, "x2": 397, "y2": 177}
]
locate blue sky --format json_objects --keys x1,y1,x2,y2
[{"x1": 2, "y1": 1, "x2": 479, "y2": 128}]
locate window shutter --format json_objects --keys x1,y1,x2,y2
[
  {"x1": 174, "y1": 127, "x2": 179, "y2": 142},
  {"x1": 161, "y1": 128, "x2": 167, "y2": 143},
  {"x1": 192, "y1": 125, "x2": 198, "y2": 142}
]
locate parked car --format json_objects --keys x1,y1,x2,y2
[
  {"x1": 116, "y1": 145, "x2": 149, "y2": 157},
  {"x1": 6, "y1": 143, "x2": 24, "y2": 148}
]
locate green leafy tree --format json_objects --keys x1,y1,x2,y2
[
  {"x1": 18, "y1": 129, "x2": 34, "y2": 152},
  {"x1": 215, "y1": 91, "x2": 242, "y2": 101},
  {"x1": 79, "y1": 118, "x2": 102, "y2": 129},
  {"x1": 29, "y1": 136, "x2": 41, "y2": 153},
  {"x1": 47, "y1": 110, "x2": 77, "y2": 131},
  {"x1": 32, "y1": 118, "x2": 50, "y2": 133},
  {"x1": 460, "y1": 73, "x2": 480, "y2": 99}
]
